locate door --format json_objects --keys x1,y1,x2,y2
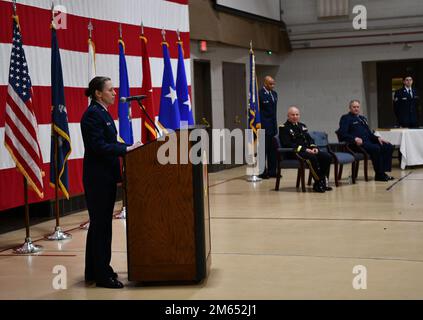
[
  {"x1": 222, "y1": 62, "x2": 247, "y2": 167},
  {"x1": 193, "y1": 60, "x2": 213, "y2": 128}
]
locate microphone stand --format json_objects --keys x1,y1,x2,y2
[{"x1": 135, "y1": 99, "x2": 161, "y2": 136}]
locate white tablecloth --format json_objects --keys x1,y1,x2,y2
[{"x1": 375, "y1": 129, "x2": 423, "y2": 169}]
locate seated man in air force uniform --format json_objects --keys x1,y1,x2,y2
[{"x1": 338, "y1": 100, "x2": 394, "y2": 182}]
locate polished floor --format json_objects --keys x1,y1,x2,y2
[{"x1": 1, "y1": 162, "x2": 423, "y2": 299}]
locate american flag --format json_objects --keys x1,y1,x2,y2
[
  {"x1": 4, "y1": 15, "x2": 44, "y2": 199},
  {"x1": 0, "y1": 0, "x2": 190, "y2": 211}
]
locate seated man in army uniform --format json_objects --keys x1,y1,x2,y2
[
  {"x1": 338, "y1": 100, "x2": 394, "y2": 182},
  {"x1": 279, "y1": 106, "x2": 333, "y2": 193}
]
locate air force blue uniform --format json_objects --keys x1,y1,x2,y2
[
  {"x1": 258, "y1": 87, "x2": 278, "y2": 176},
  {"x1": 394, "y1": 87, "x2": 419, "y2": 128},
  {"x1": 339, "y1": 112, "x2": 393, "y2": 177},
  {"x1": 81, "y1": 101, "x2": 127, "y2": 283}
]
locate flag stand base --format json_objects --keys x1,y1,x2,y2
[
  {"x1": 45, "y1": 226, "x2": 72, "y2": 241},
  {"x1": 114, "y1": 206, "x2": 126, "y2": 219},
  {"x1": 13, "y1": 237, "x2": 43, "y2": 254},
  {"x1": 79, "y1": 220, "x2": 90, "y2": 230},
  {"x1": 246, "y1": 175, "x2": 262, "y2": 182}
]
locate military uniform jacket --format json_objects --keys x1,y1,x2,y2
[
  {"x1": 80, "y1": 101, "x2": 127, "y2": 186},
  {"x1": 279, "y1": 121, "x2": 317, "y2": 153},
  {"x1": 259, "y1": 87, "x2": 278, "y2": 136},
  {"x1": 338, "y1": 112, "x2": 378, "y2": 144},
  {"x1": 394, "y1": 86, "x2": 419, "y2": 125}
]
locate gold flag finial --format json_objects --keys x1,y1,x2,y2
[
  {"x1": 50, "y1": 1, "x2": 56, "y2": 29},
  {"x1": 161, "y1": 29, "x2": 166, "y2": 41},
  {"x1": 176, "y1": 29, "x2": 181, "y2": 41},
  {"x1": 141, "y1": 22, "x2": 144, "y2": 35},
  {"x1": 12, "y1": 0, "x2": 17, "y2": 14},
  {"x1": 119, "y1": 23, "x2": 122, "y2": 39}
]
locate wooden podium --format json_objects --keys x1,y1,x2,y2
[{"x1": 124, "y1": 129, "x2": 211, "y2": 283}]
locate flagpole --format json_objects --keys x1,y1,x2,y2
[
  {"x1": 46, "y1": 133, "x2": 71, "y2": 240},
  {"x1": 115, "y1": 23, "x2": 127, "y2": 219},
  {"x1": 13, "y1": 178, "x2": 44, "y2": 254},
  {"x1": 46, "y1": 4, "x2": 72, "y2": 240},
  {"x1": 9, "y1": 0, "x2": 43, "y2": 255},
  {"x1": 81, "y1": 20, "x2": 94, "y2": 229},
  {"x1": 246, "y1": 40, "x2": 262, "y2": 183}
]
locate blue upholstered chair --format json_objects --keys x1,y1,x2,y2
[
  {"x1": 308, "y1": 131, "x2": 356, "y2": 187},
  {"x1": 335, "y1": 130, "x2": 369, "y2": 182}
]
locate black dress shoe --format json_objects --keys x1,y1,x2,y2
[
  {"x1": 86, "y1": 271, "x2": 118, "y2": 282},
  {"x1": 375, "y1": 174, "x2": 388, "y2": 181},
  {"x1": 384, "y1": 174, "x2": 395, "y2": 180},
  {"x1": 313, "y1": 182, "x2": 325, "y2": 193},
  {"x1": 268, "y1": 174, "x2": 282, "y2": 178},
  {"x1": 319, "y1": 180, "x2": 332, "y2": 191},
  {"x1": 96, "y1": 277, "x2": 124, "y2": 289},
  {"x1": 259, "y1": 174, "x2": 269, "y2": 179}
]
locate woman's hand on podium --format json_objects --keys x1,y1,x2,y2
[{"x1": 126, "y1": 141, "x2": 142, "y2": 152}]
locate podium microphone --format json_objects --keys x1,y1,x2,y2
[
  {"x1": 119, "y1": 95, "x2": 147, "y2": 103},
  {"x1": 129, "y1": 96, "x2": 162, "y2": 137}
]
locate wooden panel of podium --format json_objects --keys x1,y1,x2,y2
[{"x1": 124, "y1": 129, "x2": 211, "y2": 283}]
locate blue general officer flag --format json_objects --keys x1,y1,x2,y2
[
  {"x1": 248, "y1": 47, "x2": 261, "y2": 141},
  {"x1": 159, "y1": 41, "x2": 180, "y2": 130},
  {"x1": 118, "y1": 39, "x2": 133, "y2": 144},
  {"x1": 50, "y1": 25, "x2": 71, "y2": 199},
  {"x1": 176, "y1": 41, "x2": 194, "y2": 125}
]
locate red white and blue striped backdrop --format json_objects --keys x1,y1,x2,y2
[{"x1": 0, "y1": 0, "x2": 190, "y2": 211}]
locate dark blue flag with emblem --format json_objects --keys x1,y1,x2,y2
[
  {"x1": 176, "y1": 40, "x2": 194, "y2": 125},
  {"x1": 118, "y1": 39, "x2": 133, "y2": 144},
  {"x1": 50, "y1": 25, "x2": 71, "y2": 199},
  {"x1": 159, "y1": 40, "x2": 180, "y2": 130}
]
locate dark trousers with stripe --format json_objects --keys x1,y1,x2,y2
[{"x1": 298, "y1": 150, "x2": 332, "y2": 182}]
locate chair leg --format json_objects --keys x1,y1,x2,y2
[
  {"x1": 296, "y1": 169, "x2": 301, "y2": 188},
  {"x1": 355, "y1": 161, "x2": 360, "y2": 180},
  {"x1": 334, "y1": 162, "x2": 339, "y2": 187},
  {"x1": 338, "y1": 164, "x2": 343, "y2": 181},
  {"x1": 364, "y1": 158, "x2": 369, "y2": 182},
  {"x1": 301, "y1": 168, "x2": 306, "y2": 192},
  {"x1": 307, "y1": 171, "x2": 312, "y2": 186},
  {"x1": 275, "y1": 166, "x2": 281, "y2": 191},
  {"x1": 351, "y1": 162, "x2": 356, "y2": 184}
]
